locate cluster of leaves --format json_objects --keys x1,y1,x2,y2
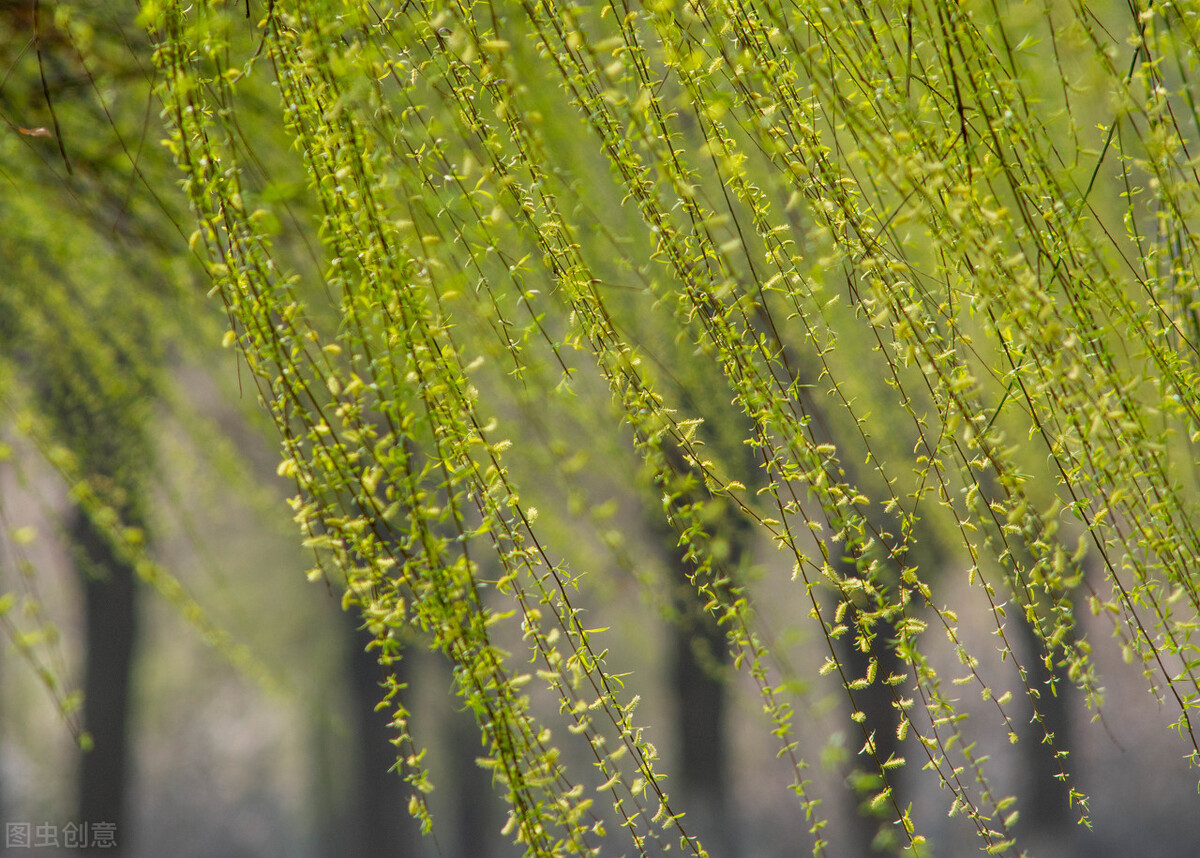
[
  {"x1": 0, "y1": 0, "x2": 279, "y2": 740},
  {"x1": 8, "y1": 0, "x2": 1195, "y2": 855}
]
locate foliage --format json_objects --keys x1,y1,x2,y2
[
  {"x1": 5, "y1": 0, "x2": 1200, "y2": 855},
  {"x1": 0, "y1": 0, "x2": 277, "y2": 742}
]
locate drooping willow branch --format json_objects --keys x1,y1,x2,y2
[{"x1": 144, "y1": 0, "x2": 1200, "y2": 856}]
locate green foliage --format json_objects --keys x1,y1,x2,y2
[
  {"x1": 0, "y1": 0, "x2": 280, "y2": 737},
  {"x1": 5, "y1": 0, "x2": 1200, "y2": 854},
  {"x1": 149, "y1": 0, "x2": 1200, "y2": 854}
]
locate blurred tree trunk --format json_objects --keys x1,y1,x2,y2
[
  {"x1": 73, "y1": 506, "x2": 139, "y2": 856},
  {"x1": 831, "y1": 600, "x2": 906, "y2": 856},
  {"x1": 445, "y1": 681, "x2": 499, "y2": 858},
  {"x1": 793, "y1": 378, "x2": 912, "y2": 854},
  {"x1": 346, "y1": 617, "x2": 425, "y2": 857},
  {"x1": 345, "y1": 618, "x2": 507, "y2": 858},
  {"x1": 648, "y1": 420, "x2": 753, "y2": 856},
  {"x1": 670, "y1": 596, "x2": 735, "y2": 857},
  {"x1": 38, "y1": 358, "x2": 154, "y2": 858},
  {"x1": 1014, "y1": 609, "x2": 1074, "y2": 836},
  {"x1": 997, "y1": 499, "x2": 1079, "y2": 844},
  {"x1": 658, "y1": 498, "x2": 748, "y2": 858}
]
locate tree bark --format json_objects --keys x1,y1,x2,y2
[
  {"x1": 72, "y1": 506, "x2": 138, "y2": 857},
  {"x1": 671, "y1": 598, "x2": 735, "y2": 857},
  {"x1": 1015, "y1": 610, "x2": 1074, "y2": 835},
  {"x1": 832, "y1": 610, "x2": 907, "y2": 856},
  {"x1": 445, "y1": 680, "x2": 498, "y2": 858},
  {"x1": 345, "y1": 617, "x2": 425, "y2": 857}
]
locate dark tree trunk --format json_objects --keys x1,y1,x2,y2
[
  {"x1": 72, "y1": 506, "x2": 138, "y2": 857},
  {"x1": 658, "y1": 501, "x2": 748, "y2": 858},
  {"x1": 830, "y1": 549, "x2": 909, "y2": 854},
  {"x1": 832, "y1": 612, "x2": 907, "y2": 856},
  {"x1": 445, "y1": 681, "x2": 499, "y2": 858},
  {"x1": 345, "y1": 616, "x2": 425, "y2": 858},
  {"x1": 344, "y1": 615, "x2": 511, "y2": 858},
  {"x1": 649, "y1": 442, "x2": 745, "y2": 857},
  {"x1": 671, "y1": 601, "x2": 735, "y2": 857},
  {"x1": 1015, "y1": 611, "x2": 1074, "y2": 835}
]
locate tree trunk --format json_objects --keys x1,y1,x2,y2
[
  {"x1": 346, "y1": 616, "x2": 425, "y2": 857},
  {"x1": 445, "y1": 679, "x2": 499, "y2": 858},
  {"x1": 72, "y1": 506, "x2": 138, "y2": 857},
  {"x1": 1014, "y1": 610, "x2": 1074, "y2": 836},
  {"x1": 671, "y1": 600, "x2": 735, "y2": 857},
  {"x1": 832, "y1": 611, "x2": 907, "y2": 856},
  {"x1": 345, "y1": 617, "x2": 512, "y2": 858}
]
